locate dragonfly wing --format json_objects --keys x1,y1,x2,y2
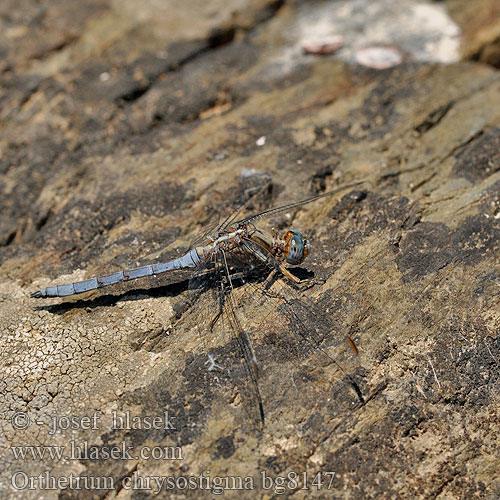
[
  {"x1": 218, "y1": 273, "x2": 265, "y2": 426},
  {"x1": 176, "y1": 258, "x2": 265, "y2": 427},
  {"x1": 235, "y1": 181, "x2": 366, "y2": 225},
  {"x1": 226, "y1": 271, "x2": 366, "y2": 415},
  {"x1": 189, "y1": 175, "x2": 273, "y2": 247},
  {"x1": 274, "y1": 290, "x2": 366, "y2": 404}
]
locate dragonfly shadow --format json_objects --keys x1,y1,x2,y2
[{"x1": 288, "y1": 267, "x2": 314, "y2": 281}]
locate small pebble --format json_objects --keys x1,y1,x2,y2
[
  {"x1": 303, "y1": 35, "x2": 344, "y2": 55},
  {"x1": 355, "y1": 46, "x2": 403, "y2": 69}
]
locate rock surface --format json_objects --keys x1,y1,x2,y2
[{"x1": 1, "y1": 1, "x2": 499, "y2": 499}]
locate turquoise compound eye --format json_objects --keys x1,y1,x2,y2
[{"x1": 286, "y1": 230, "x2": 310, "y2": 265}]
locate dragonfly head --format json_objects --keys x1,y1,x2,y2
[{"x1": 283, "y1": 230, "x2": 311, "y2": 265}]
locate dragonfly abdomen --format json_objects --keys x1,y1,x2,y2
[{"x1": 31, "y1": 248, "x2": 202, "y2": 298}]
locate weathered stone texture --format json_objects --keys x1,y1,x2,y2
[{"x1": 1, "y1": 1, "x2": 499, "y2": 499}]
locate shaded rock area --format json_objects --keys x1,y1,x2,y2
[{"x1": 0, "y1": 1, "x2": 499, "y2": 499}]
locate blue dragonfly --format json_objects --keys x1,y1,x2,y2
[{"x1": 32, "y1": 181, "x2": 366, "y2": 425}]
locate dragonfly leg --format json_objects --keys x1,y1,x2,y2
[
  {"x1": 263, "y1": 269, "x2": 278, "y2": 289},
  {"x1": 279, "y1": 265, "x2": 301, "y2": 283},
  {"x1": 278, "y1": 264, "x2": 326, "y2": 290}
]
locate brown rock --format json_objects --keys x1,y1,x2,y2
[{"x1": 1, "y1": 1, "x2": 499, "y2": 499}]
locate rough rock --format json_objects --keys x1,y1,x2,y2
[{"x1": 0, "y1": 1, "x2": 499, "y2": 499}]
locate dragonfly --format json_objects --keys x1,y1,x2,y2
[{"x1": 32, "y1": 180, "x2": 366, "y2": 424}]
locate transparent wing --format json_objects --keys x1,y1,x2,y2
[
  {"x1": 226, "y1": 269, "x2": 368, "y2": 413},
  {"x1": 270, "y1": 284, "x2": 366, "y2": 404},
  {"x1": 173, "y1": 254, "x2": 265, "y2": 427},
  {"x1": 188, "y1": 174, "x2": 273, "y2": 249},
  {"x1": 219, "y1": 172, "x2": 273, "y2": 231},
  {"x1": 217, "y1": 262, "x2": 266, "y2": 427},
  {"x1": 235, "y1": 181, "x2": 366, "y2": 226},
  {"x1": 180, "y1": 265, "x2": 366, "y2": 427}
]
